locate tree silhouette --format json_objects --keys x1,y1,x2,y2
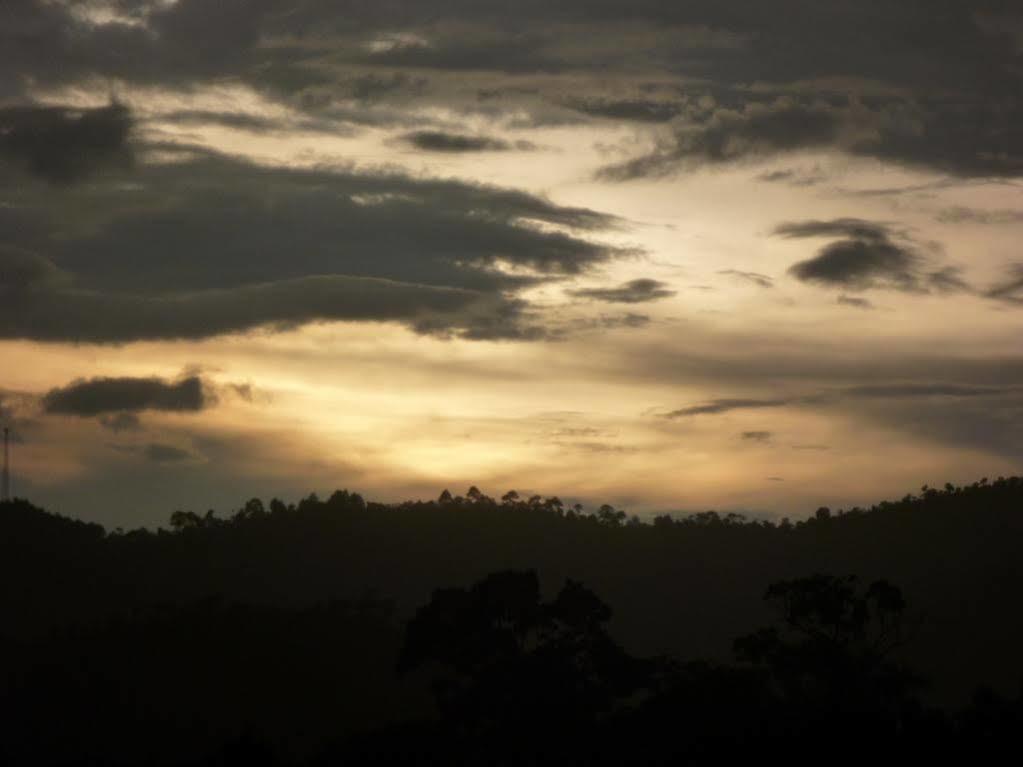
[
  {"x1": 734, "y1": 574, "x2": 922, "y2": 726},
  {"x1": 398, "y1": 570, "x2": 652, "y2": 739}
]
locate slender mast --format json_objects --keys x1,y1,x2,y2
[{"x1": 2, "y1": 426, "x2": 9, "y2": 502}]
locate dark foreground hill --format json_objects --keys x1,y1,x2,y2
[{"x1": 1, "y1": 478, "x2": 1022, "y2": 764}]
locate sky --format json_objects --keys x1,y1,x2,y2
[{"x1": 2, "y1": 0, "x2": 1022, "y2": 529}]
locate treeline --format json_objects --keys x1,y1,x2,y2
[{"x1": 0, "y1": 478, "x2": 1022, "y2": 763}]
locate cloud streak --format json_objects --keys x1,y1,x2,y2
[
  {"x1": 568, "y1": 279, "x2": 676, "y2": 304},
  {"x1": 401, "y1": 131, "x2": 534, "y2": 152}
]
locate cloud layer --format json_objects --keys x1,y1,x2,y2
[{"x1": 0, "y1": 143, "x2": 629, "y2": 342}]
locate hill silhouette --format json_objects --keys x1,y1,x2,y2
[{"x1": 1, "y1": 478, "x2": 1022, "y2": 764}]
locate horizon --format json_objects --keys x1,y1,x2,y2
[{"x1": 2, "y1": 1, "x2": 1022, "y2": 530}]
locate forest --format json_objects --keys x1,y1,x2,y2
[{"x1": 1, "y1": 478, "x2": 1022, "y2": 764}]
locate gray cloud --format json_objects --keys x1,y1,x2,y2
[
  {"x1": 602, "y1": 99, "x2": 842, "y2": 180},
  {"x1": 756, "y1": 167, "x2": 827, "y2": 187},
  {"x1": 0, "y1": 103, "x2": 132, "y2": 184},
  {"x1": 665, "y1": 398, "x2": 791, "y2": 418},
  {"x1": 4, "y1": 271, "x2": 532, "y2": 343},
  {"x1": 563, "y1": 98, "x2": 685, "y2": 124},
  {"x1": 837, "y1": 294, "x2": 873, "y2": 309},
  {"x1": 99, "y1": 413, "x2": 143, "y2": 433},
  {"x1": 776, "y1": 218, "x2": 969, "y2": 293},
  {"x1": 142, "y1": 443, "x2": 197, "y2": 464},
  {"x1": 719, "y1": 270, "x2": 773, "y2": 288},
  {"x1": 741, "y1": 430, "x2": 773, "y2": 442},
  {"x1": 0, "y1": 143, "x2": 630, "y2": 342},
  {"x1": 401, "y1": 131, "x2": 534, "y2": 152},
  {"x1": 937, "y1": 207, "x2": 1023, "y2": 225},
  {"x1": 986, "y1": 264, "x2": 1023, "y2": 305},
  {"x1": 600, "y1": 89, "x2": 1023, "y2": 180},
  {"x1": 569, "y1": 278, "x2": 676, "y2": 304},
  {"x1": 665, "y1": 383, "x2": 1009, "y2": 419},
  {"x1": 42, "y1": 376, "x2": 208, "y2": 417},
  {"x1": 3, "y1": 2, "x2": 1020, "y2": 182},
  {"x1": 843, "y1": 384, "x2": 1008, "y2": 399}
]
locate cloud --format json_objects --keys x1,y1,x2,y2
[
  {"x1": 401, "y1": 131, "x2": 533, "y2": 152},
  {"x1": 4, "y1": 2, "x2": 1020, "y2": 183},
  {"x1": 665, "y1": 398, "x2": 791, "y2": 418},
  {"x1": 0, "y1": 144, "x2": 631, "y2": 342},
  {"x1": 99, "y1": 413, "x2": 143, "y2": 433},
  {"x1": 599, "y1": 88, "x2": 1023, "y2": 181},
  {"x1": 600, "y1": 99, "x2": 843, "y2": 180},
  {"x1": 42, "y1": 376, "x2": 208, "y2": 417},
  {"x1": 986, "y1": 264, "x2": 1023, "y2": 305},
  {"x1": 0, "y1": 246, "x2": 69, "y2": 292},
  {"x1": 842, "y1": 384, "x2": 1008, "y2": 399},
  {"x1": 775, "y1": 218, "x2": 969, "y2": 293},
  {"x1": 936, "y1": 207, "x2": 1023, "y2": 225},
  {"x1": 741, "y1": 430, "x2": 773, "y2": 442},
  {"x1": 0, "y1": 103, "x2": 132, "y2": 183},
  {"x1": 719, "y1": 270, "x2": 773, "y2": 288},
  {"x1": 3, "y1": 271, "x2": 535, "y2": 343},
  {"x1": 756, "y1": 167, "x2": 827, "y2": 187},
  {"x1": 142, "y1": 443, "x2": 197, "y2": 463},
  {"x1": 664, "y1": 384, "x2": 1009, "y2": 419},
  {"x1": 568, "y1": 279, "x2": 676, "y2": 304},
  {"x1": 837, "y1": 294, "x2": 873, "y2": 309},
  {"x1": 563, "y1": 98, "x2": 684, "y2": 123}
]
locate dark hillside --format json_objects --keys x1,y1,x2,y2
[{"x1": 2, "y1": 478, "x2": 1022, "y2": 706}]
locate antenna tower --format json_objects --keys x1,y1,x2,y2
[{"x1": 2, "y1": 427, "x2": 10, "y2": 502}]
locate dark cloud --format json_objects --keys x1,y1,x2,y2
[
  {"x1": 0, "y1": 103, "x2": 132, "y2": 183},
  {"x1": 563, "y1": 98, "x2": 684, "y2": 123},
  {"x1": 0, "y1": 144, "x2": 630, "y2": 342},
  {"x1": 937, "y1": 207, "x2": 1023, "y2": 225},
  {"x1": 741, "y1": 430, "x2": 773, "y2": 442},
  {"x1": 653, "y1": 372, "x2": 1023, "y2": 459},
  {"x1": 401, "y1": 131, "x2": 533, "y2": 152},
  {"x1": 3, "y1": 271, "x2": 533, "y2": 343},
  {"x1": 600, "y1": 89, "x2": 1023, "y2": 180},
  {"x1": 837, "y1": 295, "x2": 873, "y2": 309},
  {"x1": 155, "y1": 109, "x2": 312, "y2": 133},
  {"x1": 142, "y1": 443, "x2": 197, "y2": 464},
  {"x1": 600, "y1": 99, "x2": 842, "y2": 180},
  {"x1": 665, "y1": 398, "x2": 791, "y2": 418},
  {"x1": 843, "y1": 384, "x2": 1008, "y2": 399},
  {"x1": 756, "y1": 167, "x2": 827, "y2": 187},
  {"x1": 569, "y1": 279, "x2": 676, "y2": 304},
  {"x1": 986, "y1": 264, "x2": 1023, "y2": 305},
  {"x1": 0, "y1": 246, "x2": 68, "y2": 292},
  {"x1": 664, "y1": 383, "x2": 1009, "y2": 419},
  {"x1": 99, "y1": 413, "x2": 143, "y2": 433},
  {"x1": 349, "y1": 73, "x2": 428, "y2": 101},
  {"x1": 42, "y1": 376, "x2": 208, "y2": 417},
  {"x1": 789, "y1": 239, "x2": 919, "y2": 291},
  {"x1": 927, "y1": 266, "x2": 972, "y2": 294},
  {"x1": 719, "y1": 270, "x2": 773, "y2": 288},
  {"x1": 599, "y1": 313, "x2": 652, "y2": 329},
  {"x1": 3, "y1": 2, "x2": 1020, "y2": 181},
  {"x1": 776, "y1": 219, "x2": 968, "y2": 293}
]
